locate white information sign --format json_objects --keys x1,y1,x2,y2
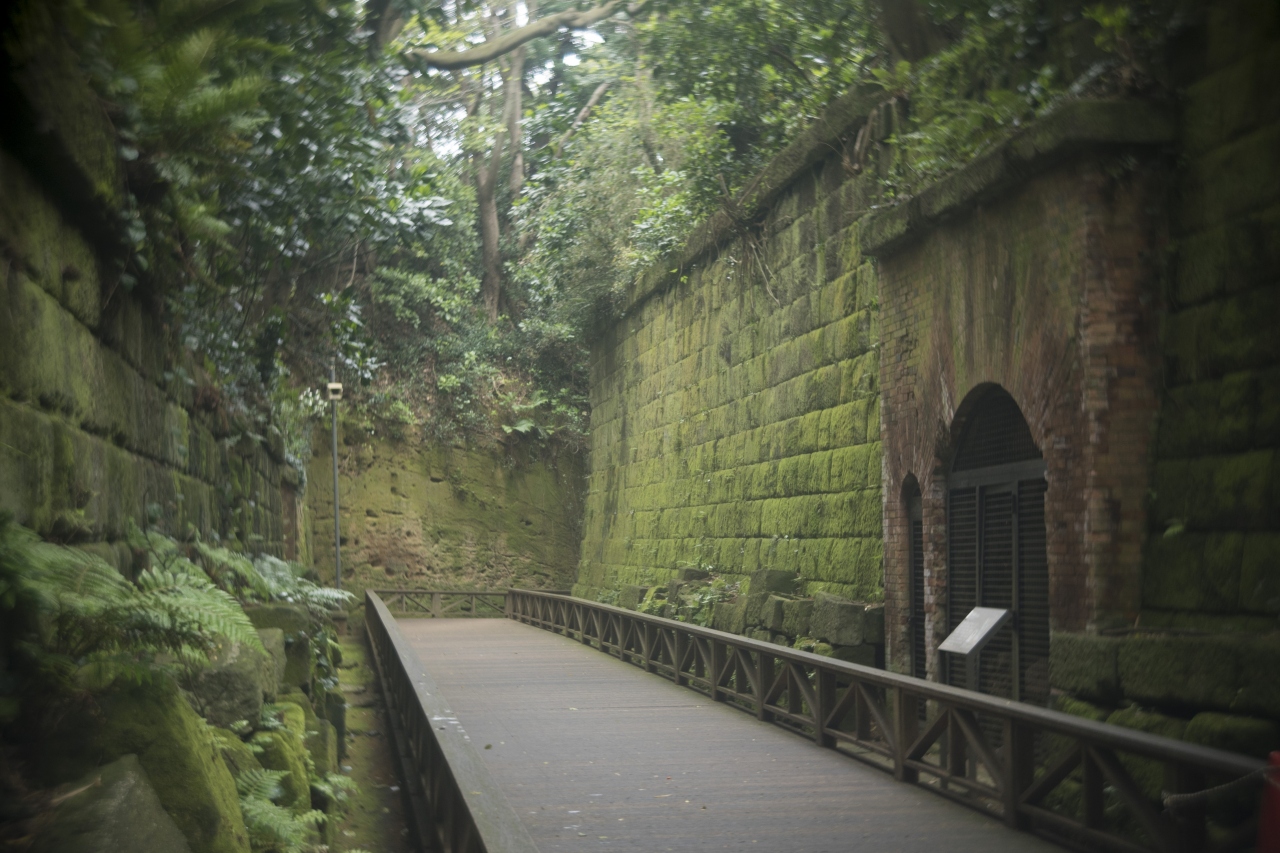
[{"x1": 937, "y1": 607, "x2": 1012, "y2": 657}]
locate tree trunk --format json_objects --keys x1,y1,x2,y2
[{"x1": 476, "y1": 161, "x2": 503, "y2": 322}]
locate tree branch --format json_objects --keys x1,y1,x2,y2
[
  {"x1": 551, "y1": 80, "x2": 610, "y2": 157},
  {"x1": 406, "y1": 0, "x2": 650, "y2": 71}
]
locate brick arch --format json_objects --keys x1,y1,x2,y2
[{"x1": 941, "y1": 384, "x2": 1051, "y2": 705}]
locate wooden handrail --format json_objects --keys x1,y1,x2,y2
[
  {"x1": 505, "y1": 589, "x2": 1266, "y2": 853},
  {"x1": 365, "y1": 591, "x2": 537, "y2": 853}
]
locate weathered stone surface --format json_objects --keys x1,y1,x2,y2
[
  {"x1": 1115, "y1": 632, "x2": 1280, "y2": 716},
  {"x1": 1184, "y1": 711, "x2": 1280, "y2": 758},
  {"x1": 742, "y1": 592, "x2": 772, "y2": 627},
  {"x1": 251, "y1": 728, "x2": 310, "y2": 812},
  {"x1": 1050, "y1": 632, "x2": 1120, "y2": 703},
  {"x1": 793, "y1": 636, "x2": 833, "y2": 657},
  {"x1": 830, "y1": 644, "x2": 875, "y2": 666},
  {"x1": 749, "y1": 569, "x2": 798, "y2": 595},
  {"x1": 781, "y1": 599, "x2": 814, "y2": 637},
  {"x1": 711, "y1": 597, "x2": 746, "y2": 634},
  {"x1": 257, "y1": 628, "x2": 286, "y2": 697},
  {"x1": 810, "y1": 592, "x2": 865, "y2": 645},
  {"x1": 30, "y1": 755, "x2": 192, "y2": 853},
  {"x1": 309, "y1": 718, "x2": 339, "y2": 780},
  {"x1": 184, "y1": 639, "x2": 268, "y2": 728},
  {"x1": 617, "y1": 584, "x2": 649, "y2": 610},
  {"x1": 88, "y1": 678, "x2": 250, "y2": 853},
  {"x1": 245, "y1": 603, "x2": 310, "y2": 635},
  {"x1": 862, "y1": 603, "x2": 885, "y2": 645},
  {"x1": 319, "y1": 687, "x2": 347, "y2": 760},
  {"x1": 764, "y1": 595, "x2": 788, "y2": 632},
  {"x1": 1106, "y1": 706, "x2": 1187, "y2": 800},
  {"x1": 745, "y1": 627, "x2": 772, "y2": 643},
  {"x1": 211, "y1": 728, "x2": 262, "y2": 780}
]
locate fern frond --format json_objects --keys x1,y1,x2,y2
[{"x1": 236, "y1": 767, "x2": 289, "y2": 801}]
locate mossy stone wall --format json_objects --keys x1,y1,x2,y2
[
  {"x1": 576, "y1": 95, "x2": 886, "y2": 604},
  {"x1": 0, "y1": 1, "x2": 302, "y2": 556},
  {"x1": 1143, "y1": 0, "x2": 1280, "y2": 629},
  {"x1": 308, "y1": 435, "x2": 582, "y2": 596}
]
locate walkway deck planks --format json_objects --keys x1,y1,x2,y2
[{"x1": 396, "y1": 618, "x2": 1059, "y2": 852}]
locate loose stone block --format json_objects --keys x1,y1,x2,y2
[
  {"x1": 810, "y1": 591, "x2": 865, "y2": 645},
  {"x1": 183, "y1": 639, "x2": 269, "y2": 729},
  {"x1": 781, "y1": 598, "x2": 814, "y2": 637},
  {"x1": 765, "y1": 595, "x2": 788, "y2": 632},
  {"x1": 749, "y1": 568, "x2": 798, "y2": 594},
  {"x1": 617, "y1": 584, "x2": 649, "y2": 610},
  {"x1": 830, "y1": 644, "x2": 875, "y2": 666},
  {"x1": 29, "y1": 755, "x2": 193, "y2": 853}
]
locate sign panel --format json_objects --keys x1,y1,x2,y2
[{"x1": 937, "y1": 607, "x2": 1012, "y2": 656}]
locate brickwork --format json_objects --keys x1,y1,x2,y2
[{"x1": 874, "y1": 163, "x2": 1166, "y2": 675}]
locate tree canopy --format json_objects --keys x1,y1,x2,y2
[{"x1": 51, "y1": 0, "x2": 1171, "y2": 463}]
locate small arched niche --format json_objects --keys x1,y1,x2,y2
[
  {"x1": 945, "y1": 385, "x2": 1050, "y2": 706},
  {"x1": 902, "y1": 475, "x2": 926, "y2": 681}
]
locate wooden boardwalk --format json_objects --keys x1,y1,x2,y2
[{"x1": 397, "y1": 618, "x2": 1060, "y2": 852}]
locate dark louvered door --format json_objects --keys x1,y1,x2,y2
[
  {"x1": 978, "y1": 487, "x2": 1016, "y2": 700},
  {"x1": 945, "y1": 387, "x2": 1050, "y2": 706},
  {"x1": 946, "y1": 487, "x2": 978, "y2": 690}
]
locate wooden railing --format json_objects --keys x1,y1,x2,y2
[
  {"x1": 371, "y1": 589, "x2": 509, "y2": 618},
  {"x1": 506, "y1": 589, "x2": 1268, "y2": 853},
  {"x1": 365, "y1": 591, "x2": 536, "y2": 853}
]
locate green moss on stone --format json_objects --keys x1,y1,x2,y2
[{"x1": 90, "y1": 678, "x2": 250, "y2": 853}]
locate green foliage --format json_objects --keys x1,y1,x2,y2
[
  {"x1": 0, "y1": 516, "x2": 261, "y2": 707},
  {"x1": 235, "y1": 768, "x2": 327, "y2": 853},
  {"x1": 674, "y1": 576, "x2": 740, "y2": 628},
  {"x1": 251, "y1": 555, "x2": 355, "y2": 618}
]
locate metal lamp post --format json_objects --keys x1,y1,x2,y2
[{"x1": 325, "y1": 373, "x2": 344, "y2": 590}]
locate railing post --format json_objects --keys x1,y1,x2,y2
[
  {"x1": 757, "y1": 652, "x2": 774, "y2": 721},
  {"x1": 504, "y1": 591, "x2": 513, "y2": 619},
  {"x1": 1163, "y1": 763, "x2": 1205, "y2": 853},
  {"x1": 431, "y1": 591, "x2": 441, "y2": 618},
  {"x1": 1002, "y1": 717, "x2": 1033, "y2": 829},
  {"x1": 894, "y1": 686, "x2": 919, "y2": 783},
  {"x1": 710, "y1": 641, "x2": 725, "y2": 702},
  {"x1": 815, "y1": 668, "x2": 835, "y2": 748}
]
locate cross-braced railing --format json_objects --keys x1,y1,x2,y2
[
  {"x1": 371, "y1": 589, "x2": 510, "y2": 618},
  {"x1": 506, "y1": 589, "x2": 1268, "y2": 853},
  {"x1": 365, "y1": 591, "x2": 535, "y2": 853}
]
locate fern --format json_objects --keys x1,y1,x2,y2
[
  {"x1": 252, "y1": 555, "x2": 354, "y2": 618},
  {"x1": 237, "y1": 768, "x2": 327, "y2": 853}
]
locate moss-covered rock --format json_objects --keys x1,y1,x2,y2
[
  {"x1": 85, "y1": 678, "x2": 250, "y2": 853},
  {"x1": 781, "y1": 598, "x2": 814, "y2": 637},
  {"x1": 257, "y1": 628, "x2": 286, "y2": 697},
  {"x1": 306, "y1": 719, "x2": 338, "y2": 778},
  {"x1": 810, "y1": 592, "x2": 866, "y2": 645},
  {"x1": 319, "y1": 688, "x2": 347, "y2": 760},
  {"x1": 210, "y1": 728, "x2": 262, "y2": 780},
  {"x1": 245, "y1": 604, "x2": 311, "y2": 636},
  {"x1": 29, "y1": 755, "x2": 192, "y2": 853},
  {"x1": 250, "y1": 729, "x2": 310, "y2": 813},
  {"x1": 183, "y1": 639, "x2": 268, "y2": 729}
]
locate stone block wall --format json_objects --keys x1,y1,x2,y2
[
  {"x1": 574, "y1": 91, "x2": 889, "y2": 605},
  {"x1": 1142, "y1": 0, "x2": 1280, "y2": 631},
  {"x1": 0, "y1": 1, "x2": 299, "y2": 556}
]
